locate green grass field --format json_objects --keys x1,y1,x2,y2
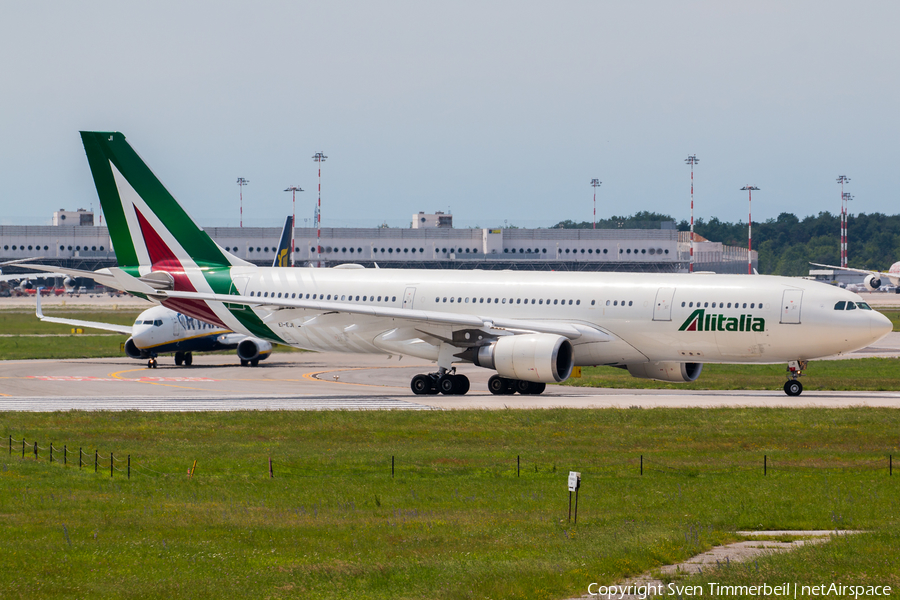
[{"x1": 2, "y1": 409, "x2": 900, "y2": 599}]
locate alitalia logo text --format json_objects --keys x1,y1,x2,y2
[{"x1": 678, "y1": 309, "x2": 765, "y2": 332}]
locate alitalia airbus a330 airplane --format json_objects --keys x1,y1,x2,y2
[{"x1": 22, "y1": 132, "x2": 893, "y2": 397}]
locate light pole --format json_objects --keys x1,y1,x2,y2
[
  {"x1": 284, "y1": 186, "x2": 303, "y2": 267},
  {"x1": 842, "y1": 191, "x2": 853, "y2": 267},
  {"x1": 685, "y1": 155, "x2": 699, "y2": 273},
  {"x1": 740, "y1": 186, "x2": 759, "y2": 275},
  {"x1": 590, "y1": 179, "x2": 601, "y2": 229},
  {"x1": 836, "y1": 175, "x2": 850, "y2": 268},
  {"x1": 312, "y1": 152, "x2": 327, "y2": 267},
  {"x1": 236, "y1": 177, "x2": 249, "y2": 227}
]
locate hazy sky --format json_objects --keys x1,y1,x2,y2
[{"x1": 2, "y1": 1, "x2": 898, "y2": 228}]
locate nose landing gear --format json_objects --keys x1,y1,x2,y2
[{"x1": 784, "y1": 360, "x2": 807, "y2": 396}]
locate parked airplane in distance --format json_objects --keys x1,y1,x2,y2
[
  {"x1": 31, "y1": 217, "x2": 293, "y2": 368},
  {"x1": 21, "y1": 133, "x2": 894, "y2": 396},
  {"x1": 810, "y1": 262, "x2": 900, "y2": 293}
]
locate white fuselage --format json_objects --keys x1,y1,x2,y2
[
  {"x1": 205, "y1": 267, "x2": 891, "y2": 367},
  {"x1": 130, "y1": 304, "x2": 233, "y2": 353}
]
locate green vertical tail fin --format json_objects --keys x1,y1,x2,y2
[{"x1": 80, "y1": 131, "x2": 249, "y2": 270}]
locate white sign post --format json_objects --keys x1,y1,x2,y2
[{"x1": 568, "y1": 471, "x2": 581, "y2": 523}]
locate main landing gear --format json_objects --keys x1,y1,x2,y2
[
  {"x1": 410, "y1": 369, "x2": 469, "y2": 395},
  {"x1": 488, "y1": 375, "x2": 546, "y2": 395},
  {"x1": 174, "y1": 351, "x2": 193, "y2": 367},
  {"x1": 784, "y1": 360, "x2": 808, "y2": 396}
]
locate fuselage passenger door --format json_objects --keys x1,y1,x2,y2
[
  {"x1": 781, "y1": 289, "x2": 803, "y2": 324},
  {"x1": 402, "y1": 287, "x2": 417, "y2": 309},
  {"x1": 653, "y1": 287, "x2": 676, "y2": 321}
]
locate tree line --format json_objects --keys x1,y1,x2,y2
[{"x1": 552, "y1": 211, "x2": 900, "y2": 276}]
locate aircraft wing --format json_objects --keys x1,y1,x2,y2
[
  {"x1": 35, "y1": 289, "x2": 133, "y2": 335},
  {"x1": 15, "y1": 263, "x2": 122, "y2": 289},
  {"x1": 809, "y1": 262, "x2": 892, "y2": 277},
  {"x1": 163, "y1": 290, "x2": 611, "y2": 342},
  {"x1": 0, "y1": 272, "x2": 67, "y2": 282}
]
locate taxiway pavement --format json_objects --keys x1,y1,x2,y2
[{"x1": 2, "y1": 335, "x2": 900, "y2": 411}]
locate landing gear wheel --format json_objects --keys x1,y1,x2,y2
[
  {"x1": 147, "y1": 358, "x2": 157, "y2": 369},
  {"x1": 520, "y1": 381, "x2": 546, "y2": 395},
  {"x1": 240, "y1": 359, "x2": 248, "y2": 367},
  {"x1": 184, "y1": 352, "x2": 193, "y2": 366},
  {"x1": 438, "y1": 375, "x2": 456, "y2": 395},
  {"x1": 411, "y1": 374, "x2": 433, "y2": 395},
  {"x1": 174, "y1": 352, "x2": 184, "y2": 366},
  {"x1": 488, "y1": 375, "x2": 506, "y2": 395},
  {"x1": 784, "y1": 380, "x2": 803, "y2": 396},
  {"x1": 250, "y1": 359, "x2": 259, "y2": 367},
  {"x1": 455, "y1": 375, "x2": 470, "y2": 395},
  {"x1": 515, "y1": 380, "x2": 532, "y2": 394}
]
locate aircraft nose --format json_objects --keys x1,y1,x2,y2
[{"x1": 872, "y1": 311, "x2": 894, "y2": 341}]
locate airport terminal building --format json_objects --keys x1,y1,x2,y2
[{"x1": 0, "y1": 210, "x2": 757, "y2": 280}]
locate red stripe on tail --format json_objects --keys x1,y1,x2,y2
[{"x1": 134, "y1": 206, "x2": 227, "y2": 328}]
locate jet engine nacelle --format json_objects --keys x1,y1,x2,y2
[
  {"x1": 474, "y1": 334, "x2": 574, "y2": 383},
  {"x1": 864, "y1": 274, "x2": 882, "y2": 291},
  {"x1": 64, "y1": 276, "x2": 77, "y2": 290},
  {"x1": 124, "y1": 337, "x2": 148, "y2": 359},
  {"x1": 237, "y1": 338, "x2": 273, "y2": 362},
  {"x1": 626, "y1": 361, "x2": 703, "y2": 383}
]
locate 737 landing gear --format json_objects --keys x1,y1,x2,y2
[
  {"x1": 410, "y1": 370, "x2": 469, "y2": 395},
  {"x1": 174, "y1": 351, "x2": 193, "y2": 366},
  {"x1": 147, "y1": 357, "x2": 158, "y2": 369},
  {"x1": 488, "y1": 375, "x2": 546, "y2": 395},
  {"x1": 784, "y1": 360, "x2": 808, "y2": 396}
]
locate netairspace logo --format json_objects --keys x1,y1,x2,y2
[
  {"x1": 678, "y1": 308, "x2": 765, "y2": 333},
  {"x1": 587, "y1": 581, "x2": 892, "y2": 599}
]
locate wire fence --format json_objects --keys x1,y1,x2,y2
[{"x1": 4, "y1": 434, "x2": 898, "y2": 482}]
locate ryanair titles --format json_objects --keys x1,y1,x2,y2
[{"x1": 678, "y1": 308, "x2": 765, "y2": 333}]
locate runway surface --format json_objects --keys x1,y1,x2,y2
[{"x1": 2, "y1": 332, "x2": 900, "y2": 411}]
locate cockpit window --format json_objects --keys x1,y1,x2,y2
[
  {"x1": 153, "y1": 320, "x2": 163, "y2": 326},
  {"x1": 834, "y1": 301, "x2": 846, "y2": 310},
  {"x1": 846, "y1": 302, "x2": 857, "y2": 311},
  {"x1": 858, "y1": 302, "x2": 872, "y2": 310}
]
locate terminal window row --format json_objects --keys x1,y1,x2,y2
[{"x1": 3, "y1": 244, "x2": 104, "y2": 252}]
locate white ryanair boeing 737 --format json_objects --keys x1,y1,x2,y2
[{"x1": 20, "y1": 132, "x2": 893, "y2": 396}]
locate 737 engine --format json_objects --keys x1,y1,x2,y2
[
  {"x1": 626, "y1": 361, "x2": 703, "y2": 383},
  {"x1": 474, "y1": 334, "x2": 574, "y2": 383},
  {"x1": 237, "y1": 338, "x2": 273, "y2": 363}
]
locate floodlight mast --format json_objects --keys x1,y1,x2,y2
[
  {"x1": 685, "y1": 155, "x2": 699, "y2": 273},
  {"x1": 590, "y1": 179, "x2": 601, "y2": 230},
  {"x1": 284, "y1": 186, "x2": 304, "y2": 267},
  {"x1": 837, "y1": 175, "x2": 850, "y2": 268},
  {"x1": 312, "y1": 152, "x2": 327, "y2": 268},
  {"x1": 236, "y1": 177, "x2": 249, "y2": 227},
  {"x1": 740, "y1": 185, "x2": 759, "y2": 274}
]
